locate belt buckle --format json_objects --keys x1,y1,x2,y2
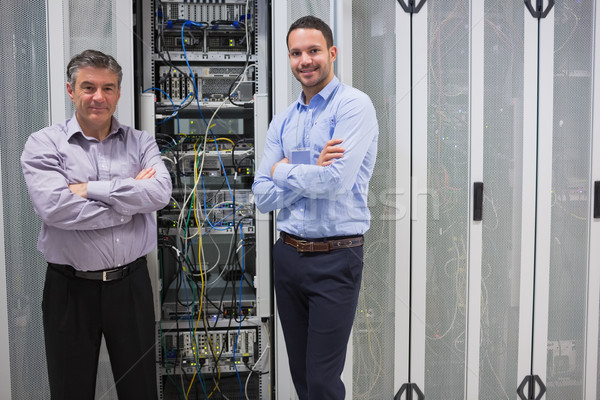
[
  {"x1": 296, "y1": 240, "x2": 313, "y2": 252},
  {"x1": 102, "y1": 268, "x2": 121, "y2": 282}
]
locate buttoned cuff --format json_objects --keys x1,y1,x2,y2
[
  {"x1": 86, "y1": 180, "x2": 110, "y2": 204},
  {"x1": 272, "y1": 162, "x2": 293, "y2": 188}
]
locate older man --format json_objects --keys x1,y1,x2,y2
[{"x1": 21, "y1": 49, "x2": 171, "y2": 399}]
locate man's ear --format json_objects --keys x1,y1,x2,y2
[
  {"x1": 329, "y1": 45, "x2": 337, "y2": 63},
  {"x1": 66, "y1": 82, "x2": 74, "y2": 101}
]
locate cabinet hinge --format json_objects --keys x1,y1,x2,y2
[{"x1": 397, "y1": 0, "x2": 426, "y2": 14}]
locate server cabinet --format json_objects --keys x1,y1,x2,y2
[
  {"x1": 3, "y1": 0, "x2": 600, "y2": 399},
  {"x1": 476, "y1": 0, "x2": 526, "y2": 398},
  {"x1": 351, "y1": 2, "x2": 411, "y2": 399},
  {"x1": 412, "y1": 1, "x2": 600, "y2": 398},
  {"x1": 411, "y1": 0, "x2": 471, "y2": 398},
  {"x1": 136, "y1": 0, "x2": 271, "y2": 398},
  {"x1": 527, "y1": 1, "x2": 598, "y2": 399},
  {"x1": 271, "y1": 1, "x2": 600, "y2": 399},
  {"x1": 411, "y1": 1, "x2": 600, "y2": 399}
]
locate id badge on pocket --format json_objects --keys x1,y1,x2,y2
[{"x1": 291, "y1": 148, "x2": 311, "y2": 164}]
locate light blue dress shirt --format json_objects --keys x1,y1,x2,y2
[
  {"x1": 253, "y1": 76, "x2": 379, "y2": 238},
  {"x1": 21, "y1": 116, "x2": 172, "y2": 270}
]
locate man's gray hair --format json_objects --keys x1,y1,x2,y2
[{"x1": 66, "y1": 49, "x2": 123, "y2": 88}]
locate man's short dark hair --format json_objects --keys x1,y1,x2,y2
[
  {"x1": 66, "y1": 49, "x2": 123, "y2": 88},
  {"x1": 287, "y1": 16, "x2": 334, "y2": 49}
]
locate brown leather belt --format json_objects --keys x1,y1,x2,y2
[{"x1": 281, "y1": 232, "x2": 364, "y2": 253}]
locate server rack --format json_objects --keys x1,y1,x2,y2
[{"x1": 135, "y1": 1, "x2": 271, "y2": 398}]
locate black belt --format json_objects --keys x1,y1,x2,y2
[
  {"x1": 281, "y1": 232, "x2": 364, "y2": 253},
  {"x1": 48, "y1": 256, "x2": 146, "y2": 282}
]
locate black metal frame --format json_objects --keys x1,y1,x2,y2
[{"x1": 524, "y1": 0, "x2": 554, "y2": 19}]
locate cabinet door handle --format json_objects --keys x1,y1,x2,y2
[
  {"x1": 473, "y1": 182, "x2": 484, "y2": 221},
  {"x1": 594, "y1": 181, "x2": 600, "y2": 219}
]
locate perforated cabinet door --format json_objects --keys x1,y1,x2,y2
[
  {"x1": 543, "y1": 2, "x2": 596, "y2": 398},
  {"x1": 421, "y1": 1, "x2": 471, "y2": 398},
  {"x1": 351, "y1": 1, "x2": 404, "y2": 399},
  {"x1": 478, "y1": 1, "x2": 526, "y2": 398},
  {"x1": 0, "y1": 1, "x2": 50, "y2": 399}
]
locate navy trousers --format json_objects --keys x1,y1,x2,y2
[
  {"x1": 273, "y1": 237, "x2": 364, "y2": 400},
  {"x1": 42, "y1": 259, "x2": 158, "y2": 400}
]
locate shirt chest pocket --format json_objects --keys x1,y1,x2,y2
[
  {"x1": 112, "y1": 158, "x2": 141, "y2": 179},
  {"x1": 310, "y1": 116, "x2": 336, "y2": 159},
  {"x1": 62, "y1": 146, "x2": 98, "y2": 182}
]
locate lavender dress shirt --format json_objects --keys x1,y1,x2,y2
[{"x1": 21, "y1": 116, "x2": 172, "y2": 271}]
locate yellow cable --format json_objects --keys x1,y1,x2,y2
[
  {"x1": 204, "y1": 311, "x2": 222, "y2": 398},
  {"x1": 185, "y1": 124, "x2": 225, "y2": 398},
  {"x1": 186, "y1": 137, "x2": 205, "y2": 399},
  {"x1": 212, "y1": 137, "x2": 235, "y2": 150}
]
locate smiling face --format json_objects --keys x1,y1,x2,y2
[
  {"x1": 66, "y1": 66, "x2": 120, "y2": 139},
  {"x1": 288, "y1": 28, "x2": 337, "y2": 104}
]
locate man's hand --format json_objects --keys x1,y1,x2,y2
[
  {"x1": 271, "y1": 158, "x2": 289, "y2": 177},
  {"x1": 135, "y1": 167, "x2": 156, "y2": 180},
  {"x1": 69, "y1": 182, "x2": 88, "y2": 198},
  {"x1": 317, "y1": 138, "x2": 344, "y2": 167}
]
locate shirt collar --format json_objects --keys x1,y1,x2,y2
[
  {"x1": 295, "y1": 76, "x2": 340, "y2": 109},
  {"x1": 66, "y1": 114, "x2": 124, "y2": 141}
]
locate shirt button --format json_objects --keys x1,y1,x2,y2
[
  {"x1": 300, "y1": 208, "x2": 304, "y2": 212},
  {"x1": 120, "y1": 218, "x2": 125, "y2": 222},
  {"x1": 117, "y1": 263, "x2": 122, "y2": 267},
  {"x1": 115, "y1": 238, "x2": 120, "y2": 243}
]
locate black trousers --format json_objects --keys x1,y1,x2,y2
[
  {"x1": 42, "y1": 259, "x2": 158, "y2": 400},
  {"x1": 273, "y1": 238, "x2": 364, "y2": 400}
]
